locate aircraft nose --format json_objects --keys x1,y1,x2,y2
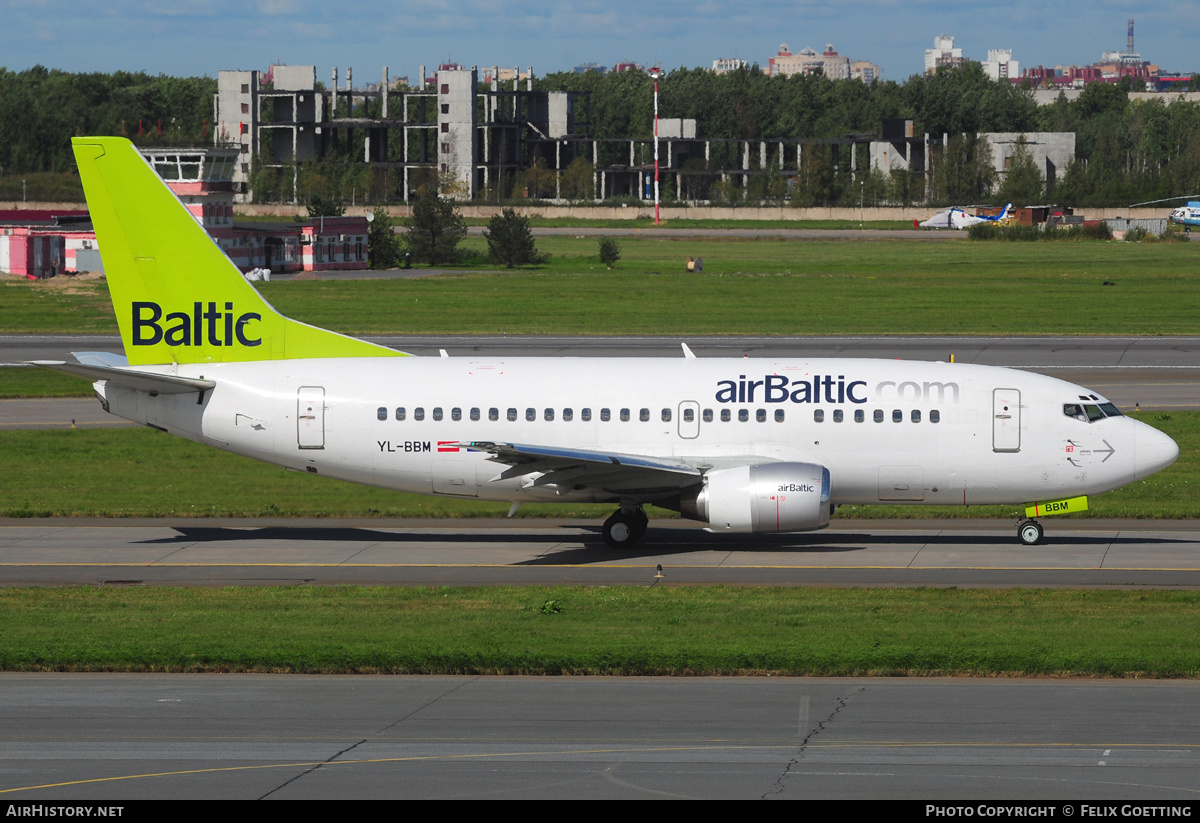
[{"x1": 1134, "y1": 422, "x2": 1179, "y2": 480}]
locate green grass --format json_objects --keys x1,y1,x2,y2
[
  {"x1": 0, "y1": 586, "x2": 1196, "y2": 676},
  {"x1": 0, "y1": 411, "x2": 1191, "y2": 519},
  {"x1": 0, "y1": 367, "x2": 93, "y2": 398},
  {"x1": 5, "y1": 237, "x2": 1200, "y2": 336}
]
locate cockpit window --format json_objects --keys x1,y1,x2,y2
[{"x1": 1065, "y1": 402, "x2": 1122, "y2": 423}]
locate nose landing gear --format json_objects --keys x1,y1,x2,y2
[{"x1": 1017, "y1": 519, "x2": 1044, "y2": 546}]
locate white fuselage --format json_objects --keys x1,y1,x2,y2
[{"x1": 98, "y1": 356, "x2": 1177, "y2": 508}]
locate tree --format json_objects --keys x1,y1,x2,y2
[
  {"x1": 930, "y1": 134, "x2": 996, "y2": 204},
  {"x1": 598, "y1": 238, "x2": 621, "y2": 269},
  {"x1": 560, "y1": 157, "x2": 596, "y2": 201},
  {"x1": 307, "y1": 193, "x2": 345, "y2": 217},
  {"x1": 367, "y1": 207, "x2": 403, "y2": 269},
  {"x1": 405, "y1": 194, "x2": 466, "y2": 265},
  {"x1": 484, "y1": 208, "x2": 538, "y2": 268},
  {"x1": 997, "y1": 135, "x2": 1044, "y2": 205}
]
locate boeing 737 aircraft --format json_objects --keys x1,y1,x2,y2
[{"x1": 37, "y1": 139, "x2": 1178, "y2": 548}]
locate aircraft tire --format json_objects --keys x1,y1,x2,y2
[
  {"x1": 630, "y1": 507, "x2": 649, "y2": 541},
  {"x1": 1018, "y1": 519, "x2": 1044, "y2": 546},
  {"x1": 603, "y1": 510, "x2": 641, "y2": 549}
]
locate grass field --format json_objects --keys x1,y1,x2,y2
[
  {"x1": 3, "y1": 236, "x2": 1199, "y2": 337},
  {"x1": 1, "y1": 586, "x2": 1196, "y2": 676},
  {"x1": 0, "y1": 410, "x2": 1190, "y2": 519}
]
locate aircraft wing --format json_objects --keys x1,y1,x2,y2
[
  {"x1": 30, "y1": 360, "x2": 215, "y2": 395},
  {"x1": 460, "y1": 441, "x2": 703, "y2": 496}
]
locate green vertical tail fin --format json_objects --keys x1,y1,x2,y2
[{"x1": 72, "y1": 137, "x2": 400, "y2": 366}]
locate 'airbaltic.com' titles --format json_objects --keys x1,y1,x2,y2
[{"x1": 34, "y1": 137, "x2": 1179, "y2": 549}]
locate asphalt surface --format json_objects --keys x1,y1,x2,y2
[
  {"x1": 2, "y1": 675, "x2": 1198, "y2": 800},
  {"x1": 1, "y1": 517, "x2": 1199, "y2": 588}
]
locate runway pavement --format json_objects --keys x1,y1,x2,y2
[
  {"x1": 3, "y1": 518, "x2": 1200, "y2": 588},
  {"x1": 2, "y1": 675, "x2": 1198, "y2": 800}
]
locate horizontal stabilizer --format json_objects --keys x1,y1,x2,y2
[
  {"x1": 72, "y1": 351, "x2": 129, "y2": 368},
  {"x1": 30, "y1": 361, "x2": 215, "y2": 395}
]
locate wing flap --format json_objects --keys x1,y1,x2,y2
[{"x1": 460, "y1": 441, "x2": 702, "y2": 496}]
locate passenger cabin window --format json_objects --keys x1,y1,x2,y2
[
  {"x1": 564, "y1": 408, "x2": 573, "y2": 422},
  {"x1": 526, "y1": 408, "x2": 536, "y2": 422},
  {"x1": 683, "y1": 408, "x2": 695, "y2": 423},
  {"x1": 470, "y1": 408, "x2": 480, "y2": 421},
  {"x1": 873, "y1": 410, "x2": 883, "y2": 423},
  {"x1": 814, "y1": 409, "x2": 824, "y2": 423},
  {"x1": 415, "y1": 407, "x2": 425, "y2": 421},
  {"x1": 433, "y1": 407, "x2": 443, "y2": 421},
  {"x1": 721, "y1": 409, "x2": 731, "y2": 422},
  {"x1": 395, "y1": 407, "x2": 406, "y2": 421},
  {"x1": 661, "y1": 409, "x2": 671, "y2": 422},
  {"x1": 377, "y1": 407, "x2": 387, "y2": 421},
  {"x1": 930, "y1": 410, "x2": 941, "y2": 423},
  {"x1": 832, "y1": 409, "x2": 842, "y2": 423},
  {"x1": 911, "y1": 410, "x2": 921, "y2": 423},
  {"x1": 601, "y1": 408, "x2": 611, "y2": 422},
  {"x1": 451, "y1": 407, "x2": 462, "y2": 421},
  {"x1": 582, "y1": 408, "x2": 592, "y2": 421},
  {"x1": 639, "y1": 408, "x2": 650, "y2": 422},
  {"x1": 489, "y1": 408, "x2": 499, "y2": 421},
  {"x1": 756, "y1": 409, "x2": 766, "y2": 422},
  {"x1": 544, "y1": 408, "x2": 554, "y2": 421},
  {"x1": 892, "y1": 409, "x2": 902, "y2": 423},
  {"x1": 507, "y1": 408, "x2": 517, "y2": 422},
  {"x1": 703, "y1": 409, "x2": 713, "y2": 422},
  {"x1": 854, "y1": 410, "x2": 864, "y2": 423},
  {"x1": 776, "y1": 409, "x2": 785, "y2": 422},
  {"x1": 738, "y1": 409, "x2": 749, "y2": 422},
  {"x1": 620, "y1": 409, "x2": 630, "y2": 422}
]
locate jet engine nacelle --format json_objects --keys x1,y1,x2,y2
[{"x1": 680, "y1": 462, "x2": 831, "y2": 533}]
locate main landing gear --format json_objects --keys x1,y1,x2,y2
[
  {"x1": 1017, "y1": 519, "x2": 1044, "y2": 546},
  {"x1": 602, "y1": 506, "x2": 649, "y2": 549}
]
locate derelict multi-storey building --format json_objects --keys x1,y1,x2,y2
[
  {"x1": 215, "y1": 64, "x2": 594, "y2": 203},
  {"x1": 215, "y1": 63, "x2": 1075, "y2": 205}
]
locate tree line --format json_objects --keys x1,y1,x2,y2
[{"x1": 0, "y1": 66, "x2": 215, "y2": 178}]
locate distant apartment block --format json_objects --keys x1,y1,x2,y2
[
  {"x1": 849, "y1": 60, "x2": 881, "y2": 83},
  {"x1": 767, "y1": 44, "x2": 878, "y2": 81},
  {"x1": 984, "y1": 49, "x2": 1019, "y2": 81},
  {"x1": 925, "y1": 35, "x2": 963, "y2": 73},
  {"x1": 712, "y1": 58, "x2": 747, "y2": 74}
]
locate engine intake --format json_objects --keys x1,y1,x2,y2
[{"x1": 680, "y1": 462, "x2": 831, "y2": 533}]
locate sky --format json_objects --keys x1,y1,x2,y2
[{"x1": 5, "y1": 0, "x2": 1200, "y2": 81}]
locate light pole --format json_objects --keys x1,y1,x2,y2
[{"x1": 650, "y1": 67, "x2": 660, "y2": 225}]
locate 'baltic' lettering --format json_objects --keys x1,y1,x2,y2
[{"x1": 132, "y1": 301, "x2": 261, "y2": 347}]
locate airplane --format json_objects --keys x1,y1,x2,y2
[
  {"x1": 920, "y1": 203, "x2": 1012, "y2": 230},
  {"x1": 35, "y1": 138, "x2": 1178, "y2": 549}
]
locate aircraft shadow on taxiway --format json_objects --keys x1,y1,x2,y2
[{"x1": 136, "y1": 524, "x2": 1196, "y2": 557}]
